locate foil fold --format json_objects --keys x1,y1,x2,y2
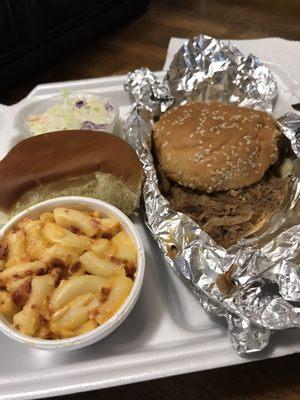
[{"x1": 124, "y1": 34, "x2": 300, "y2": 354}]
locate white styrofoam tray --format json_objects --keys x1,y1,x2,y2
[{"x1": 0, "y1": 40, "x2": 300, "y2": 399}]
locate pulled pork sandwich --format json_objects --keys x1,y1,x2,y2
[{"x1": 153, "y1": 102, "x2": 291, "y2": 246}]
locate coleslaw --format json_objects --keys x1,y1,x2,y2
[{"x1": 25, "y1": 91, "x2": 117, "y2": 136}]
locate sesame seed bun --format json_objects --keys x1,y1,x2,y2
[{"x1": 153, "y1": 102, "x2": 281, "y2": 192}]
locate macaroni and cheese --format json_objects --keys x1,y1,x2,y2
[{"x1": 0, "y1": 207, "x2": 137, "y2": 339}]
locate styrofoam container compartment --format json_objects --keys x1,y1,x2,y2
[
  {"x1": 0, "y1": 38, "x2": 299, "y2": 397},
  {"x1": 0, "y1": 196, "x2": 145, "y2": 351}
]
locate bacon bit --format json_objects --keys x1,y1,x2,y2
[
  {"x1": 0, "y1": 241, "x2": 8, "y2": 261},
  {"x1": 102, "y1": 287, "x2": 110, "y2": 295},
  {"x1": 54, "y1": 271, "x2": 69, "y2": 285},
  {"x1": 38, "y1": 328, "x2": 53, "y2": 340},
  {"x1": 39, "y1": 314, "x2": 48, "y2": 325},
  {"x1": 124, "y1": 264, "x2": 137, "y2": 280},
  {"x1": 49, "y1": 259, "x2": 69, "y2": 285},
  {"x1": 24, "y1": 279, "x2": 32, "y2": 293},
  {"x1": 12, "y1": 291, "x2": 21, "y2": 304},
  {"x1": 69, "y1": 225, "x2": 81, "y2": 234},
  {"x1": 25, "y1": 270, "x2": 33, "y2": 276},
  {"x1": 101, "y1": 232, "x2": 112, "y2": 240},
  {"x1": 43, "y1": 331, "x2": 54, "y2": 340},
  {"x1": 31, "y1": 304, "x2": 38, "y2": 309},
  {"x1": 54, "y1": 278, "x2": 61, "y2": 288},
  {"x1": 38, "y1": 319, "x2": 53, "y2": 339},
  {"x1": 70, "y1": 261, "x2": 81, "y2": 273},
  {"x1": 12, "y1": 274, "x2": 20, "y2": 279},
  {"x1": 100, "y1": 287, "x2": 110, "y2": 302},
  {"x1": 49, "y1": 258, "x2": 67, "y2": 269},
  {"x1": 12, "y1": 290, "x2": 24, "y2": 306},
  {"x1": 36, "y1": 268, "x2": 44, "y2": 276},
  {"x1": 110, "y1": 256, "x2": 123, "y2": 265},
  {"x1": 91, "y1": 218, "x2": 101, "y2": 228},
  {"x1": 0, "y1": 284, "x2": 6, "y2": 291}
]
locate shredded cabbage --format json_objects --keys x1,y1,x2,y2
[{"x1": 26, "y1": 92, "x2": 115, "y2": 136}]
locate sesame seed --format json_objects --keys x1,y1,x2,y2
[{"x1": 195, "y1": 152, "x2": 204, "y2": 161}]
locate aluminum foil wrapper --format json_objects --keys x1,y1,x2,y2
[{"x1": 124, "y1": 34, "x2": 300, "y2": 354}]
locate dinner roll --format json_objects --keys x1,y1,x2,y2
[{"x1": 0, "y1": 130, "x2": 143, "y2": 224}]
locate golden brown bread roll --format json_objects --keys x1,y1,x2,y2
[{"x1": 0, "y1": 130, "x2": 143, "y2": 224}]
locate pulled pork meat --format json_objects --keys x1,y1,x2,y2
[{"x1": 167, "y1": 172, "x2": 289, "y2": 246}]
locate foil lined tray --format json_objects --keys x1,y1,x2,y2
[{"x1": 124, "y1": 34, "x2": 300, "y2": 354}]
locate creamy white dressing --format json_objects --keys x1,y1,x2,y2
[{"x1": 26, "y1": 92, "x2": 115, "y2": 136}]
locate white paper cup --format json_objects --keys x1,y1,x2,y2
[{"x1": 0, "y1": 197, "x2": 145, "y2": 351}]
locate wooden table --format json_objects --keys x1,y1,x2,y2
[{"x1": 3, "y1": 0, "x2": 300, "y2": 398}]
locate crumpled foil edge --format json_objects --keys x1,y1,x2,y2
[{"x1": 124, "y1": 35, "x2": 300, "y2": 354}]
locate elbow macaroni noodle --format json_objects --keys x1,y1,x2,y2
[{"x1": 0, "y1": 207, "x2": 136, "y2": 339}]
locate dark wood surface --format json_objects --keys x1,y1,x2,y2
[
  {"x1": 2, "y1": 0, "x2": 300, "y2": 399},
  {"x1": 2, "y1": 0, "x2": 300, "y2": 105},
  {"x1": 47, "y1": 355, "x2": 300, "y2": 400}
]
